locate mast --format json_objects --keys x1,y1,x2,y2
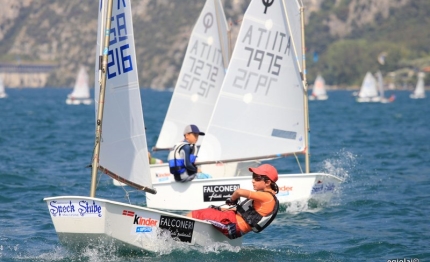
[
  {"x1": 300, "y1": 3, "x2": 311, "y2": 173},
  {"x1": 90, "y1": 0, "x2": 114, "y2": 197}
]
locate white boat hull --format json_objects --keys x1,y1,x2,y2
[
  {"x1": 146, "y1": 168, "x2": 342, "y2": 210},
  {"x1": 66, "y1": 98, "x2": 92, "y2": 105},
  {"x1": 43, "y1": 196, "x2": 241, "y2": 252},
  {"x1": 356, "y1": 96, "x2": 381, "y2": 103},
  {"x1": 309, "y1": 94, "x2": 328, "y2": 101},
  {"x1": 410, "y1": 93, "x2": 426, "y2": 99}
]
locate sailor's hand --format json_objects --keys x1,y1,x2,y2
[
  {"x1": 208, "y1": 205, "x2": 220, "y2": 211},
  {"x1": 225, "y1": 197, "x2": 238, "y2": 206}
]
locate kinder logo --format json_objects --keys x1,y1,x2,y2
[
  {"x1": 133, "y1": 215, "x2": 158, "y2": 226},
  {"x1": 277, "y1": 185, "x2": 293, "y2": 197},
  {"x1": 279, "y1": 186, "x2": 293, "y2": 192}
]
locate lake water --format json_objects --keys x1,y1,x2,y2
[{"x1": 0, "y1": 88, "x2": 429, "y2": 261}]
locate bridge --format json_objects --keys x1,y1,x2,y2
[{"x1": 0, "y1": 62, "x2": 56, "y2": 88}]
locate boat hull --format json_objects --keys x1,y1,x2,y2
[
  {"x1": 309, "y1": 94, "x2": 328, "y2": 100},
  {"x1": 410, "y1": 94, "x2": 426, "y2": 99},
  {"x1": 356, "y1": 96, "x2": 381, "y2": 103},
  {"x1": 146, "y1": 169, "x2": 342, "y2": 210},
  {"x1": 43, "y1": 196, "x2": 241, "y2": 252},
  {"x1": 66, "y1": 98, "x2": 92, "y2": 105}
]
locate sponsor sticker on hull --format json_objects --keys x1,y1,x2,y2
[
  {"x1": 128, "y1": 211, "x2": 159, "y2": 234},
  {"x1": 48, "y1": 200, "x2": 103, "y2": 218},
  {"x1": 311, "y1": 182, "x2": 335, "y2": 194},
  {"x1": 203, "y1": 184, "x2": 240, "y2": 202},
  {"x1": 277, "y1": 185, "x2": 293, "y2": 197},
  {"x1": 159, "y1": 215, "x2": 195, "y2": 243}
]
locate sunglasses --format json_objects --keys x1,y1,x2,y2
[{"x1": 252, "y1": 173, "x2": 268, "y2": 182}]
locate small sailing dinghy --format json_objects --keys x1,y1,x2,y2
[
  {"x1": 146, "y1": 0, "x2": 343, "y2": 211},
  {"x1": 377, "y1": 71, "x2": 395, "y2": 103},
  {"x1": 309, "y1": 74, "x2": 328, "y2": 100},
  {"x1": 66, "y1": 66, "x2": 92, "y2": 105},
  {"x1": 410, "y1": 72, "x2": 426, "y2": 99},
  {"x1": 356, "y1": 71, "x2": 381, "y2": 102},
  {"x1": 0, "y1": 76, "x2": 7, "y2": 98},
  {"x1": 146, "y1": 0, "x2": 258, "y2": 184},
  {"x1": 44, "y1": 0, "x2": 240, "y2": 252}
]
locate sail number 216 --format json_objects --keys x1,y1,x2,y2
[{"x1": 107, "y1": 12, "x2": 133, "y2": 79}]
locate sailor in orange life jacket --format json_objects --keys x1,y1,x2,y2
[{"x1": 186, "y1": 164, "x2": 279, "y2": 239}]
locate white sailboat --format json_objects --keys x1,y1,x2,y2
[
  {"x1": 356, "y1": 71, "x2": 381, "y2": 102},
  {"x1": 66, "y1": 66, "x2": 92, "y2": 105},
  {"x1": 377, "y1": 71, "x2": 395, "y2": 103},
  {"x1": 410, "y1": 72, "x2": 426, "y2": 99},
  {"x1": 146, "y1": 0, "x2": 257, "y2": 182},
  {"x1": 0, "y1": 76, "x2": 7, "y2": 98},
  {"x1": 44, "y1": 0, "x2": 240, "y2": 252},
  {"x1": 146, "y1": 0, "x2": 342, "y2": 211},
  {"x1": 309, "y1": 74, "x2": 328, "y2": 100}
]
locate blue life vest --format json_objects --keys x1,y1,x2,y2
[{"x1": 167, "y1": 141, "x2": 197, "y2": 176}]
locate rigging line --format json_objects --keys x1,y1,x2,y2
[{"x1": 294, "y1": 153, "x2": 304, "y2": 174}]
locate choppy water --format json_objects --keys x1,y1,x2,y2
[{"x1": 0, "y1": 88, "x2": 429, "y2": 261}]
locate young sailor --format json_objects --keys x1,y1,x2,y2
[
  {"x1": 168, "y1": 124, "x2": 205, "y2": 182},
  {"x1": 186, "y1": 164, "x2": 279, "y2": 239}
]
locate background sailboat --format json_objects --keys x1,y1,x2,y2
[
  {"x1": 66, "y1": 66, "x2": 92, "y2": 105},
  {"x1": 410, "y1": 72, "x2": 426, "y2": 99},
  {"x1": 44, "y1": 0, "x2": 240, "y2": 252},
  {"x1": 146, "y1": 0, "x2": 342, "y2": 211},
  {"x1": 377, "y1": 71, "x2": 395, "y2": 103},
  {"x1": 0, "y1": 76, "x2": 7, "y2": 98},
  {"x1": 309, "y1": 74, "x2": 328, "y2": 100},
  {"x1": 356, "y1": 71, "x2": 380, "y2": 102}
]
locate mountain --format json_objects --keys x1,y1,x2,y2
[{"x1": 0, "y1": 0, "x2": 428, "y2": 88}]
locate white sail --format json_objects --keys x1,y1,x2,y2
[
  {"x1": 154, "y1": 0, "x2": 230, "y2": 150},
  {"x1": 410, "y1": 72, "x2": 426, "y2": 99},
  {"x1": 357, "y1": 71, "x2": 380, "y2": 102},
  {"x1": 309, "y1": 74, "x2": 327, "y2": 100},
  {"x1": 70, "y1": 67, "x2": 90, "y2": 98},
  {"x1": 0, "y1": 76, "x2": 6, "y2": 98},
  {"x1": 283, "y1": 0, "x2": 303, "y2": 72},
  {"x1": 94, "y1": 0, "x2": 151, "y2": 188},
  {"x1": 66, "y1": 66, "x2": 92, "y2": 105},
  {"x1": 376, "y1": 71, "x2": 384, "y2": 98},
  {"x1": 198, "y1": 0, "x2": 305, "y2": 162}
]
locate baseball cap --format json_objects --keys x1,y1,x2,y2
[
  {"x1": 183, "y1": 124, "x2": 205, "y2": 136},
  {"x1": 249, "y1": 164, "x2": 278, "y2": 182}
]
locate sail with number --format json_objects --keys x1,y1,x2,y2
[
  {"x1": 94, "y1": 0, "x2": 151, "y2": 187},
  {"x1": 198, "y1": 0, "x2": 306, "y2": 162},
  {"x1": 154, "y1": 0, "x2": 230, "y2": 150}
]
